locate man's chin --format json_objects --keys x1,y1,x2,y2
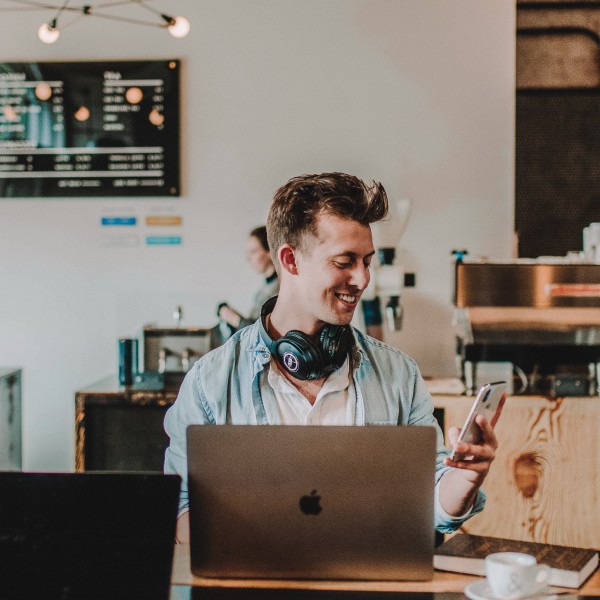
[{"x1": 328, "y1": 310, "x2": 356, "y2": 327}]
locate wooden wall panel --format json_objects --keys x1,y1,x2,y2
[{"x1": 435, "y1": 395, "x2": 600, "y2": 549}]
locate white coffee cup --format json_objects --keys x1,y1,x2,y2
[{"x1": 485, "y1": 552, "x2": 552, "y2": 599}]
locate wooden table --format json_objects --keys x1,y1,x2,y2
[{"x1": 171, "y1": 545, "x2": 600, "y2": 594}]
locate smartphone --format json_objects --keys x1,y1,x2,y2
[{"x1": 449, "y1": 381, "x2": 507, "y2": 461}]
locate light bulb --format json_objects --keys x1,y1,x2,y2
[
  {"x1": 38, "y1": 21, "x2": 60, "y2": 44},
  {"x1": 125, "y1": 87, "x2": 143, "y2": 105},
  {"x1": 35, "y1": 82, "x2": 52, "y2": 101},
  {"x1": 167, "y1": 16, "x2": 190, "y2": 38},
  {"x1": 74, "y1": 106, "x2": 90, "y2": 122},
  {"x1": 148, "y1": 109, "x2": 165, "y2": 127}
]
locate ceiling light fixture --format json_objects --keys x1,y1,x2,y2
[
  {"x1": 163, "y1": 15, "x2": 190, "y2": 39},
  {"x1": 38, "y1": 18, "x2": 60, "y2": 44},
  {"x1": 0, "y1": 1, "x2": 190, "y2": 44}
]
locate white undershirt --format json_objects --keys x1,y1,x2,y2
[{"x1": 262, "y1": 356, "x2": 364, "y2": 425}]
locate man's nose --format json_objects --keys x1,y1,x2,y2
[{"x1": 349, "y1": 264, "x2": 370, "y2": 290}]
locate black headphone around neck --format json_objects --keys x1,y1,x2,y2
[{"x1": 259, "y1": 296, "x2": 353, "y2": 381}]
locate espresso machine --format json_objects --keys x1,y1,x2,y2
[
  {"x1": 453, "y1": 256, "x2": 600, "y2": 396},
  {"x1": 139, "y1": 307, "x2": 212, "y2": 389},
  {"x1": 142, "y1": 325, "x2": 211, "y2": 389}
]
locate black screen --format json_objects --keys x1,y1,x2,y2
[{"x1": 0, "y1": 59, "x2": 180, "y2": 197}]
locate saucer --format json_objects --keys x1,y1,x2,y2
[{"x1": 464, "y1": 580, "x2": 557, "y2": 600}]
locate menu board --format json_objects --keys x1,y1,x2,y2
[{"x1": 0, "y1": 60, "x2": 180, "y2": 197}]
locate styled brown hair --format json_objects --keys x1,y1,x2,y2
[{"x1": 267, "y1": 172, "x2": 388, "y2": 268}]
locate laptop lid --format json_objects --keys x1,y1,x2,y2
[
  {"x1": 187, "y1": 425, "x2": 436, "y2": 581},
  {"x1": 0, "y1": 471, "x2": 180, "y2": 600}
]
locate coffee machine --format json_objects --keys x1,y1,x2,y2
[
  {"x1": 453, "y1": 256, "x2": 600, "y2": 396},
  {"x1": 139, "y1": 308, "x2": 211, "y2": 389}
]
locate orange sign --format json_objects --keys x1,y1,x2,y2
[
  {"x1": 547, "y1": 284, "x2": 600, "y2": 297},
  {"x1": 145, "y1": 215, "x2": 182, "y2": 226}
]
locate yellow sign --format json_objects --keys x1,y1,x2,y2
[{"x1": 145, "y1": 215, "x2": 182, "y2": 226}]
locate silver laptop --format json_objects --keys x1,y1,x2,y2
[{"x1": 186, "y1": 425, "x2": 436, "y2": 581}]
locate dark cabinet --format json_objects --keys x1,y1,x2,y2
[{"x1": 75, "y1": 376, "x2": 177, "y2": 472}]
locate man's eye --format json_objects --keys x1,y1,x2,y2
[{"x1": 335, "y1": 261, "x2": 353, "y2": 269}]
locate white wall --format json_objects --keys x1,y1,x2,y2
[{"x1": 0, "y1": 0, "x2": 516, "y2": 470}]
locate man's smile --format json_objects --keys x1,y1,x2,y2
[{"x1": 335, "y1": 292, "x2": 360, "y2": 306}]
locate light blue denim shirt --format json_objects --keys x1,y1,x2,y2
[{"x1": 163, "y1": 321, "x2": 485, "y2": 533}]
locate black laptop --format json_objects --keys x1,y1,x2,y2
[{"x1": 0, "y1": 471, "x2": 180, "y2": 600}]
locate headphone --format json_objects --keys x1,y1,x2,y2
[{"x1": 259, "y1": 296, "x2": 353, "y2": 381}]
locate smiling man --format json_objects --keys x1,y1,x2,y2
[{"x1": 164, "y1": 172, "x2": 497, "y2": 543}]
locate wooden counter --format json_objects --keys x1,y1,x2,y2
[
  {"x1": 433, "y1": 394, "x2": 600, "y2": 550},
  {"x1": 74, "y1": 376, "x2": 600, "y2": 548},
  {"x1": 171, "y1": 544, "x2": 600, "y2": 594}
]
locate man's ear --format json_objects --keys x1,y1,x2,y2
[{"x1": 278, "y1": 244, "x2": 298, "y2": 275}]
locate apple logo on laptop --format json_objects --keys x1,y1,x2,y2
[{"x1": 299, "y1": 489, "x2": 322, "y2": 515}]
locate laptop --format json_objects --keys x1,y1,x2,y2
[
  {"x1": 187, "y1": 425, "x2": 436, "y2": 581},
  {"x1": 0, "y1": 471, "x2": 180, "y2": 600}
]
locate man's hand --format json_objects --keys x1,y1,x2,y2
[
  {"x1": 176, "y1": 511, "x2": 190, "y2": 544},
  {"x1": 445, "y1": 413, "x2": 498, "y2": 483},
  {"x1": 439, "y1": 414, "x2": 498, "y2": 516}
]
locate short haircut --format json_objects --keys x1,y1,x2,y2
[
  {"x1": 267, "y1": 172, "x2": 388, "y2": 268},
  {"x1": 249, "y1": 225, "x2": 269, "y2": 252}
]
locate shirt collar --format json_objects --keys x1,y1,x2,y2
[{"x1": 268, "y1": 355, "x2": 350, "y2": 395}]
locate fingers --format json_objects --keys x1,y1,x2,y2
[
  {"x1": 446, "y1": 414, "x2": 498, "y2": 473},
  {"x1": 475, "y1": 414, "x2": 498, "y2": 450},
  {"x1": 447, "y1": 426, "x2": 461, "y2": 446},
  {"x1": 445, "y1": 441, "x2": 495, "y2": 468}
]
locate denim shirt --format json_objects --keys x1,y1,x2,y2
[{"x1": 163, "y1": 321, "x2": 485, "y2": 533}]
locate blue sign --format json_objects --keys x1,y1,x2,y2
[
  {"x1": 146, "y1": 236, "x2": 182, "y2": 246},
  {"x1": 101, "y1": 217, "x2": 137, "y2": 226}
]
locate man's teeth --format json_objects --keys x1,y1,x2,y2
[{"x1": 338, "y1": 294, "x2": 356, "y2": 303}]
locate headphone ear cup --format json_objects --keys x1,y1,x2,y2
[
  {"x1": 319, "y1": 325, "x2": 352, "y2": 371},
  {"x1": 275, "y1": 330, "x2": 324, "y2": 381}
]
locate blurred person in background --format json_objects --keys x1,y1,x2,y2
[{"x1": 211, "y1": 226, "x2": 279, "y2": 347}]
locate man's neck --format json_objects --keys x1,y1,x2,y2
[
  {"x1": 265, "y1": 313, "x2": 325, "y2": 405},
  {"x1": 277, "y1": 363, "x2": 327, "y2": 406},
  {"x1": 269, "y1": 294, "x2": 322, "y2": 338},
  {"x1": 277, "y1": 367, "x2": 326, "y2": 406}
]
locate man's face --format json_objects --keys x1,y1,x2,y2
[{"x1": 293, "y1": 213, "x2": 375, "y2": 328}]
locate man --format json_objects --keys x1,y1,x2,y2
[{"x1": 164, "y1": 172, "x2": 498, "y2": 543}]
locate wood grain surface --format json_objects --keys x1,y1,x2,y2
[{"x1": 435, "y1": 395, "x2": 600, "y2": 550}]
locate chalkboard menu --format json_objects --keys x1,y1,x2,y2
[{"x1": 0, "y1": 60, "x2": 180, "y2": 197}]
